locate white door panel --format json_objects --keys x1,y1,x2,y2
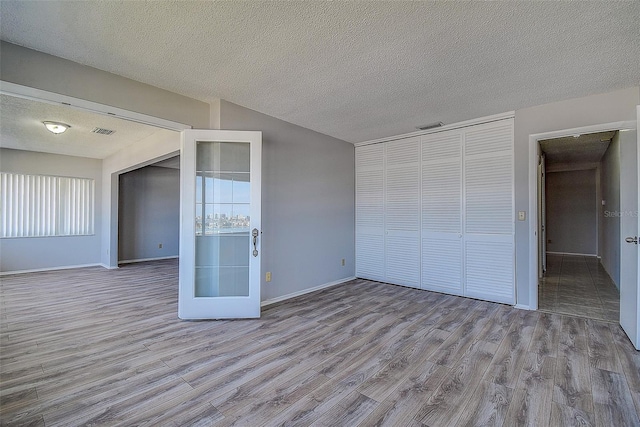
[
  {"x1": 356, "y1": 143, "x2": 385, "y2": 281},
  {"x1": 356, "y1": 233, "x2": 385, "y2": 282},
  {"x1": 386, "y1": 232, "x2": 420, "y2": 288},
  {"x1": 421, "y1": 132, "x2": 464, "y2": 295},
  {"x1": 385, "y1": 138, "x2": 421, "y2": 287},
  {"x1": 463, "y1": 120, "x2": 515, "y2": 304},
  {"x1": 465, "y1": 234, "x2": 514, "y2": 304},
  {"x1": 179, "y1": 130, "x2": 262, "y2": 319},
  {"x1": 619, "y1": 110, "x2": 639, "y2": 350},
  {"x1": 422, "y1": 234, "x2": 463, "y2": 295}
]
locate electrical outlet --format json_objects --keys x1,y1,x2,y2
[
  {"x1": 266, "y1": 272, "x2": 271, "y2": 282},
  {"x1": 518, "y1": 211, "x2": 526, "y2": 221},
  {"x1": 158, "y1": 243, "x2": 163, "y2": 249},
  {"x1": 341, "y1": 258, "x2": 345, "y2": 266}
]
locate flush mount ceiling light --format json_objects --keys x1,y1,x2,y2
[{"x1": 43, "y1": 121, "x2": 71, "y2": 134}]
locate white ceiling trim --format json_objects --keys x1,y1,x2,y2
[
  {"x1": 354, "y1": 111, "x2": 515, "y2": 147},
  {"x1": 0, "y1": 81, "x2": 191, "y2": 132}
]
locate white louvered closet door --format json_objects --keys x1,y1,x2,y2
[
  {"x1": 355, "y1": 143, "x2": 385, "y2": 282},
  {"x1": 421, "y1": 131, "x2": 464, "y2": 295},
  {"x1": 463, "y1": 120, "x2": 515, "y2": 304},
  {"x1": 385, "y1": 138, "x2": 421, "y2": 288}
]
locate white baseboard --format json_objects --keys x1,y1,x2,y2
[
  {"x1": 261, "y1": 276, "x2": 356, "y2": 307},
  {"x1": 0, "y1": 263, "x2": 104, "y2": 276},
  {"x1": 100, "y1": 264, "x2": 119, "y2": 270},
  {"x1": 514, "y1": 304, "x2": 533, "y2": 310},
  {"x1": 547, "y1": 251, "x2": 598, "y2": 257},
  {"x1": 119, "y1": 256, "x2": 179, "y2": 264}
]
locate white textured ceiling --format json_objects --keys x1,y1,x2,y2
[
  {"x1": 1, "y1": 2, "x2": 639, "y2": 143},
  {"x1": 0, "y1": 94, "x2": 175, "y2": 159}
]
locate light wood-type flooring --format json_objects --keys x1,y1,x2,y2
[
  {"x1": 538, "y1": 254, "x2": 620, "y2": 322},
  {"x1": 1, "y1": 259, "x2": 639, "y2": 426}
]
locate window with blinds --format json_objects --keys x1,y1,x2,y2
[{"x1": 0, "y1": 173, "x2": 95, "y2": 238}]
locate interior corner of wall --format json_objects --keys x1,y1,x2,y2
[{"x1": 209, "y1": 99, "x2": 221, "y2": 130}]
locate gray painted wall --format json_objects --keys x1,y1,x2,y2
[
  {"x1": 102, "y1": 131, "x2": 180, "y2": 267},
  {"x1": 0, "y1": 148, "x2": 102, "y2": 272},
  {"x1": 220, "y1": 100, "x2": 355, "y2": 302},
  {"x1": 546, "y1": 169, "x2": 597, "y2": 255},
  {"x1": 118, "y1": 166, "x2": 179, "y2": 262},
  {"x1": 514, "y1": 86, "x2": 639, "y2": 307},
  {"x1": 600, "y1": 133, "x2": 621, "y2": 287}
]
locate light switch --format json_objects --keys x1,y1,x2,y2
[{"x1": 518, "y1": 211, "x2": 526, "y2": 221}]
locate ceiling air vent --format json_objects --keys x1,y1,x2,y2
[
  {"x1": 91, "y1": 127, "x2": 116, "y2": 136},
  {"x1": 416, "y1": 121, "x2": 444, "y2": 131}
]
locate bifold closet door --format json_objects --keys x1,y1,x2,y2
[
  {"x1": 356, "y1": 118, "x2": 515, "y2": 305},
  {"x1": 385, "y1": 138, "x2": 420, "y2": 288},
  {"x1": 355, "y1": 143, "x2": 385, "y2": 282},
  {"x1": 463, "y1": 121, "x2": 515, "y2": 304},
  {"x1": 421, "y1": 131, "x2": 464, "y2": 295}
]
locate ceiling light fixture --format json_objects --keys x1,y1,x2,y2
[{"x1": 43, "y1": 121, "x2": 70, "y2": 134}]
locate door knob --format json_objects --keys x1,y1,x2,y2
[
  {"x1": 252, "y1": 228, "x2": 259, "y2": 256},
  {"x1": 625, "y1": 236, "x2": 638, "y2": 245}
]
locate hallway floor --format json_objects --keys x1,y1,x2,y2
[{"x1": 538, "y1": 254, "x2": 620, "y2": 322}]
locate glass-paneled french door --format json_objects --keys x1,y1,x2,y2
[{"x1": 179, "y1": 130, "x2": 262, "y2": 319}]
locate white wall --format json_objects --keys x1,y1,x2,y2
[
  {"x1": 220, "y1": 100, "x2": 355, "y2": 302},
  {"x1": 600, "y1": 133, "x2": 621, "y2": 287},
  {"x1": 514, "y1": 87, "x2": 639, "y2": 308},
  {"x1": 546, "y1": 169, "x2": 597, "y2": 255},
  {"x1": 118, "y1": 166, "x2": 179, "y2": 262},
  {"x1": 0, "y1": 148, "x2": 102, "y2": 272}
]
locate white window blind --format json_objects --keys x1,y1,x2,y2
[{"x1": 1, "y1": 173, "x2": 94, "y2": 238}]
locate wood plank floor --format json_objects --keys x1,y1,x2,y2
[{"x1": 1, "y1": 259, "x2": 639, "y2": 426}]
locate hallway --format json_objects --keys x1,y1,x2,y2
[{"x1": 538, "y1": 254, "x2": 620, "y2": 322}]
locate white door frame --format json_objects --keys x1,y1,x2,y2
[
  {"x1": 528, "y1": 120, "x2": 637, "y2": 310},
  {"x1": 636, "y1": 105, "x2": 640, "y2": 347}
]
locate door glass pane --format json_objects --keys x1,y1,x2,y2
[{"x1": 195, "y1": 141, "x2": 250, "y2": 297}]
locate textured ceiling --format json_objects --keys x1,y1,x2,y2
[
  {"x1": 0, "y1": 94, "x2": 176, "y2": 159},
  {"x1": 1, "y1": 2, "x2": 639, "y2": 143},
  {"x1": 540, "y1": 131, "x2": 616, "y2": 166}
]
